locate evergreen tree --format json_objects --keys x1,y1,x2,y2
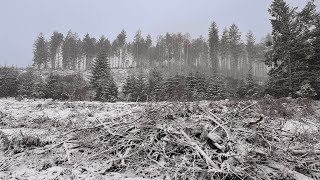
[
  {"x1": 208, "y1": 21, "x2": 220, "y2": 73},
  {"x1": 0, "y1": 67, "x2": 19, "y2": 98},
  {"x1": 266, "y1": 0, "x2": 317, "y2": 97},
  {"x1": 82, "y1": 33, "x2": 96, "y2": 70},
  {"x1": 96, "y1": 36, "x2": 111, "y2": 57},
  {"x1": 49, "y1": 32, "x2": 64, "y2": 69},
  {"x1": 147, "y1": 70, "x2": 164, "y2": 101},
  {"x1": 220, "y1": 28, "x2": 230, "y2": 75},
  {"x1": 17, "y1": 68, "x2": 36, "y2": 97},
  {"x1": 246, "y1": 31, "x2": 256, "y2": 71},
  {"x1": 133, "y1": 30, "x2": 144, "y2": 67},
  {"x1": 90, "y1": 51, "x2": 117, "y2": 101},
  {"x1": 123, "y1": 74, "x2": 138, "y2": 101},
  {"x1": 31, "y1": 76, "x2": 45, "y2": 100},
  {"x1": 62, "y1": 31, "x2": 79, "y2": 69},
  {"x1": 44, "y1": 74, "x2": 63, "y2": 100},
  {"x1": 228, "y1": 24, "x2": 242, "y2": 78},
  {"x1": 33, "y1": 33, "x2": 49, "y2": 69},
  {"x1": 135, "y1": 71, "x2": 147, "y2": 101}
]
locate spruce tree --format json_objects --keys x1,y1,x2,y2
[
  {"x1": 17, "y1": 68, "x2": 36, "y2": 97},
  {"x1": 33, "y1": 33, "x2": 49, "y2": 69},
  {"x1": 123, "y1": 74, "x2": 138, "y2": 101},
  {"x1": 82, "y1": 33, "x2": 96, "y2": 70},
  {"x1": 208, "y1": 21, "x2": 219, "y2": 73},
  {"x1": 49, "y1": 32, "x2": 64, "y2": 69},
  {"x1": 91, "y1": 51, "x2": 117, "y2": 101},
  {"x1": 228, "y1": 24, "x2": 242, "y2": 78},
  {"x1": 147, "y1": 70, "x2": 164, "y2": 101},
  {"x1": 0, "y1": 67, "x2": 19, "y2": 98}
]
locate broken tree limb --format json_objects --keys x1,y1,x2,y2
[
  {"x1": 35, "y1": 142, "x2": 64, "y2": 154},
  {"x1": 267, "y1": 162, "x2": 314, "y2": 180},
  {"x1": 245, "y1": 115, "x2": 264, "y2": 128},
  {"x1": 205, "y1": 113, "x2": 231, "y2": 141},
  {"x1": 239, "y1": 102, "x2": 257, "y2": 113},
  {"x1": 180, "y1": 129, "x2": 221, "y2": 171},
  {"x1": 63, "y1": 142, "x2": 71, "y2": 163},
  {"x1": 289, "y1": 149, "x2": 320, "y2": 155}
]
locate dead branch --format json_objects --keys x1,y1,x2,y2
[
  {"x1": 205, "y1": 113, "x2": 231, "y2": 141},
  {"x1": 180, "y1": 129, "x2": 221, "y2": 171},
  {"x1": 267, "y1": 162, "x2": 314, "y2": 180}
]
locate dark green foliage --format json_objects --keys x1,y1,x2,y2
[
  {"x1": 147, "y1": 70, "x2": 164, "y2": 101},
  {"x1": 44, "y1": 74, "x2": 64, "y2": 100},
  {"x1": 208, "y1": 21, "x2": 219, "y2": 72},
  {"x1": 33, "y1": 33, "x2": 49, "y2": 69},
  {"x1": 90, "y1": 52, "x2": 118, "y2": 102},
  {"x1": 31, "y1": 76, "x2": 45, "y2": 99},
  {"x1": 123, "y1": 74, "x2": 138, "y2": 101},
  {"x1": 266, "y1": 0, "x2": 320, "y2": 98},
  {"x1": 62, "y1": 30, "x2": 80, "y2": 69},
  {"x1": 82, "y1": 33, "x2": 96, "y2": 70},
  {"x1": 186, "y1": 72, "x2": 208, "y2": 101},
  {"x1": 164, "y1": 75, "x2": 189, "y2": 101},
  {"x1": 0, "y1": 67, "x2": 19, "y2": 98},
  {"x1": 17, "y1": 68, "x2": 35, "y2": 97},
  {"x1": 49, "y1": 32, "x2": 64, "y2": 69},
  {"x1": 122, "y1": 72, "x2": 147, "y2": 102},
  {"x1": 96, "y1": 36, "x2": 111, "y2": 57},
  {"x1": 206, "y1": 75, "x2": 226, "y2": 100},
  {"x1": 246, "y1": 31, "x2": 256, "y2": 70},
  {"x1": 61, "y1": 74, "x2": 89, "y2": 101},
  {"x1": 17, "y1": 68, "x2": 44, "y2": 98}
]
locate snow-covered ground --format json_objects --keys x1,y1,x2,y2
[{"x1": 0, "y1": 97, "x2": 319, "y2": 179}]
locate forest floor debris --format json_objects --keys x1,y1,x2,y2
[{"x1": 0, "y1": 97, "x2": 320, "y2": 179}]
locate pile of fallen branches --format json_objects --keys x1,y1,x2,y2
[{"x1": 35, "y1": 100, "x2": 320, "y2": 179}]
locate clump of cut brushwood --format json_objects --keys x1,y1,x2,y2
[{"x1": 32, "y1": 99, "x2": 318, "y2": 180}]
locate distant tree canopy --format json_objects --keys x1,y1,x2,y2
[
  {"x1": 25, "y1": 0, "x2": 320, "y2": 101},
  {"x1": 32, "y1": 24, "x2": 269, "y2": 83}
]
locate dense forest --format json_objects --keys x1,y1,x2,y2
[
  {"x1": 1, "y1": 0, "x2": 320, "y2": 102},
  {"x1": 32, "y1": 23, "x2": 270, "y2": 83}
]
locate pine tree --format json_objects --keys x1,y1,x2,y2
[{"x1": 208, "y1": 21, "x2": 219, "y2": 73}]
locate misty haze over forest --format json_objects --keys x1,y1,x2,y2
[{"x1": 1, "y1": 1, "x2": 320, "y2": 180}]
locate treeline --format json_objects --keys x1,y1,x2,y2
[
  {"x1": 0, "y1": 65, "x2": 262, "y2": 101},
  {"x1": 266, "y1": 0, "x2": 320, "y2": 98},
  {"x1": 33, "y1": 23, "x2": 270, "y2": 82},
  {"x1": 0, "y1": 67, "x2": 90, "y2": 100},
  {"x1": 121, "y1": 70, "x2": 262, "y2": 102},
  {"x1": 24, "y1": 0, "x2": 320, "y2": 101}
]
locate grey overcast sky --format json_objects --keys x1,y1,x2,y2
[{"x1": 0, "y1": 0, "x2": 318, "y2": 67}]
